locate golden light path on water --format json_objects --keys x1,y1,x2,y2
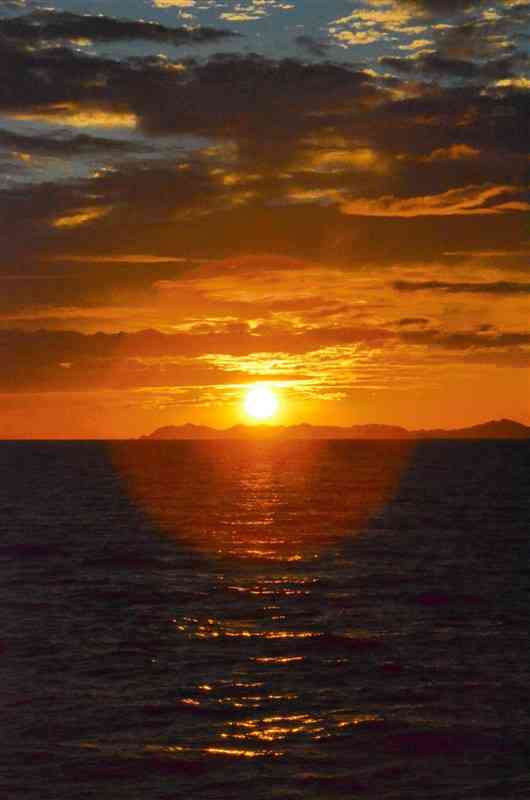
[
  {"x1": 105, "y1": 439, "x2": 415, "y2": 761},
  {"x1": 110, "y1": 439, "x2": 414, "y2": 561}
]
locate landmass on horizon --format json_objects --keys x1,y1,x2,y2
[{"x1": 144, "y1": 418, "x2": 530, "y2": 440}]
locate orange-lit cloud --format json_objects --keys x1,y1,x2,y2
[
  {"x1": 0, "y1": 1, "x2": 528, "y2": 435},
  {"x1": 52, "y1": 207, "x2": 111, "y2": 228},
  {"x1": 339, "y1": 185, "x2": 530, "y2": 217},
  {"x1": 422, "y1": 144, "x2": 480, "y2": 161},
  {"x1": 49, "y1": 254, "x2": 190, "y2": 264},
  {"x1": 11, "y1": 105, "x2": 138, "y2": 129}
]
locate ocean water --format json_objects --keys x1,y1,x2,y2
[{"x1": 1, "y1": 439, "x2": 529, "y2": 799}]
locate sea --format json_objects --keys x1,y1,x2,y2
[{"x1": 1, "y1": 439, "x2": 529, "y2": 799}]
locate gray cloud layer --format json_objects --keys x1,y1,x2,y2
[{"x1": 0, "y1": 10, "x2": 238, "y2": 46}]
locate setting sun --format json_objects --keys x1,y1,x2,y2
[{"x1": 244, "y1": 385, "x2": 279, "y2": 421}]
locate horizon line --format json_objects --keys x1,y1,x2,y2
[{"x1": 2, "y1": 417, "x2": 528, "y2": 441}]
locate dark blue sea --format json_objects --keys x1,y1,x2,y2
[{"x1": 1, "y1": 440, "x2": 529, "y2": 799}]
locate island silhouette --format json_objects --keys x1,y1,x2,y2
[{"x1": 143, "y1": 418, "x2": 530, "y2": 440}]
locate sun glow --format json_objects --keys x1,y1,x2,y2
[{"x1": 244, "y1": 385, "x2": 279, "y2": 421}]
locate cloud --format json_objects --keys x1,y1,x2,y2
[
  {"x1": 422, "y1": 143, "x2": 480, "y2": 161},
  {"x1": 294, "y1": 35, "x2": 330, "y2": 58},
  {"x1": 134, "y1": 55, "x2": 383, "y2": 164},
  {"x1": 380, "y1": 51, "x2": 524, "y2": 81},
  {"x1": 49, "y1": 254, "x2": 191, "y2": 264},
  {"x1": 2, "y1": 314, "x2": 529, "y2": 396},
  {"x1": 9, "y1": 106, "x2": 138, "y2": 129},
  {"x1": 404, "y1": 0, "x2": 486, "y2": 14},
  {"x1": 385, "y1": 84, "x2": 529, "y2": 158},
  {"x1": 0, "y1": 128, "x2": 144, "y2": 156},
  {"x1": 495, "y1": 77, "x2": 530, "y2": 90},
  {"x1": 334, "y1": 30, "x2": 380, "y2": 46},
  {"x1": 0, "y1": 1, "x2": 528, "y2": 435},
  {"x1": 331, "y1": 3, "x2": 414, "y2": 31},
  {"x1": 52, "y1": 207, "x2": 111, "y2": 229},
  {"x1": 0, "y1": 30, "x2": 527, "y2": 299},
  {"x1": 395, "y1": 317, "x2": 431, "y2": 326},
  {"x1": 1, "y1": 243, "x2": 528, "y2": 408},
  {"x1": 399, "y1": 39, "x2": 433, "y2": 50},
  {"x1": 298, "y1": 145, "x2": 389, "y2": 174},
  {"x1": 0, "y1": 324, "x2": 384, "y2": 392},
  {"x1": 0, "y1": 144, "x2": 527, "y2": 304},
  {"x1": 432, "y1": 21, "x2": 514, "y2": 61},
  {"x1": 339, "y1": 185, "x2": 530, "y2": 217},
  {"x1": 400, "y1": 328, "x2": 530, "y2": 349},
  {"x1": 0, "y1": 44, "x2": 384, "y2": 164},
  {"x1": 0, "y1": 0, "x2": 30, "y2": 8},
  {"x1": 393, "y1": 280, "x2": 530, "y2": 294},
  {"x1": 1, "y1": 30, "x2": 527, "y2": 184},
  {"x1": 0, "y1": 159, "x2": 224, "y2": 240},
  {"x1": 153, "y1": 1, "x2": 196, "y2": 7},
  {"x1": 0, "y1": 10, "x2": 238, "y2": 46}
]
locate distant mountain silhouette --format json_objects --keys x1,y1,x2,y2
[
  {"x1": 413, "y1": 418, "x2": 530, "y2": 439},
  {"x1": 144, "y1": 418, "x2": 530, "y2": 440}
]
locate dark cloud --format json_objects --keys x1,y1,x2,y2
[
  {"x1": 0, "y1": 325, "x2": 378, "y2": 392},
  {"x1": 0, "y1": 37, "x2": 130, "y2": 111},
  {"x1": 1, "y1": 28, "x2": 527, "y2": 177},
  {"x1": 432, "y1": 20, "x2": 518, "y2": 61},
  {"x1": 380, "y1": 52, "x2": 523, "y2": 81},
  {"x1": 0, "y1": 330, "x2": 299, "y2": 392},
  {"x1": 0, "y1": 10, "x2": 238, "y2": 46},
  {"x1": 294, "y1": 35, "x2": 331, "y2": 58},
  {"x1": 0, "y1": 158, "x2": 242, "y2": 291},
  {"x1": 400, "y1": 328, "x2": 530, "y2": 350},
  {"x1": 404, "y1": 0, "x2": 485, "y2": 14},
  {"x1": 0, "y1": 128, "x2": 144, "y2": 156},
  {"x1": 0, "y1": 44, "x2": 379, "y2": 163},
  {"x1": 0, "y1": 173, "x2": 526, "y2": 298},
  {"x1": 415, "y1": 0, "x2": 530, "y2": 27},
  {"x1": 0, "y1": 159, "x2": 219, "y2": 228},
  {"x1": 393, "y1": 280, "x2": 530, "y2": 295},
  {"x1": 433, "y1": 22, "x2": 488, "y2": 60},
  {"x1": 394, "y1": 317, "x2": 431, "y2": 326},
  {"x1": 0, "y1": 32, "x2": 527, "y2": 282},
  {"x1": 135, "y1": 54, "x2": 381, "y2": 166},
  {"x1": 2, "y1": 319, "x2": 529, "y2": 393},
  {"x1": 381, "y1": 87, "x2": 529, "y2": 157},
  {"x1": 418, "y1": 54, "x2": 475, "y2": 80}
]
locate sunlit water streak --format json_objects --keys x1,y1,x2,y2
[{"x1": 1, "y1": 440, "x2": 529, "y2": 799}]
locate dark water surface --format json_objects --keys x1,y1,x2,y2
[{"x1": 1, "y1": 440, "x2": 529, "y2": 799}]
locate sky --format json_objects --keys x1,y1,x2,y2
[{"x1": 0, "y1": 0, "x2": 529, "y2": 437}]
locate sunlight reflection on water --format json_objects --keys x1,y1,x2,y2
[
  {"x1": 3, "y1": 441, "x2": 529, "y2": 798},
  {"x1": 110, "y1": 439, "x2": 414, "y2": 559}
]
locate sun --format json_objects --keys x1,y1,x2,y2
[{"x1": 244, "y1": 385, "x2": 279, "y2": 421}]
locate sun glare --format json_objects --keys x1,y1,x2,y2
[{"x1": 244, "y1": 386, "x2": 279, "y2": 421}]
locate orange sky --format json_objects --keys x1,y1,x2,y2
[{"x1": 0, "y1": 1, "x2": 528, "y2": 436}]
